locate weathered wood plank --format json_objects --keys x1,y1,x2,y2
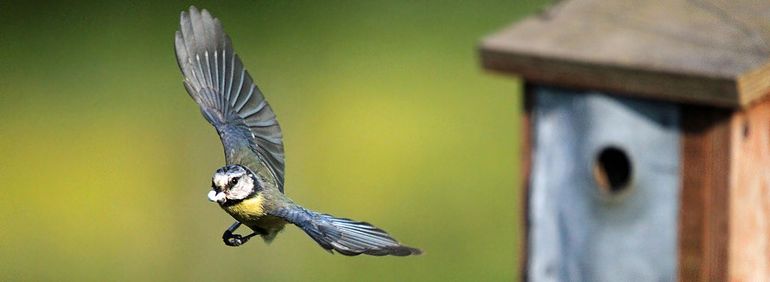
[
  {"x1": 481, "y1": 49, "x2": 739, "y2": 107},
  {"x1": 679, "y1": 106, "x2": 731, "y2": 281},
  {"x1": 480, "y1": 0, "x2": 770, "y2": 108},
  {"x1": 729, "y1": 100, "x2": 770, "y2": 281}
]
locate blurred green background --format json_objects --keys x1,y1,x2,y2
[{"x1": 0, "y1": 1, "x2": 547, "y2": 281}]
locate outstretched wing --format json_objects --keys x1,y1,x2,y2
[{"x1": 175, "y1": 6, "x2": 285, "y2": 189}]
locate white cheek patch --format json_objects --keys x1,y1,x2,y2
[{"x1": 213, "y1": 174, "x2": 229, "y2": 189}]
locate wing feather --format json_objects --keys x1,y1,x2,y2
[{"x1": 175, "y1": 6, "x2": 286, "y2": 190}]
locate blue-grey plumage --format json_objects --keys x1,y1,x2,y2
[
  {"x1": 174, "y1": 6, "x2": 285, "y2": 190},
  {"x1": 271, "y1": 204, "x2": 422, "y2": 256},
  {"x1": 175, "y1": 6, "x2": 421, "y2": 256}
]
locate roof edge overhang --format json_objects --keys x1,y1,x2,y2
[
  {"x1": 480, "y1": 40, "x2": 745, "y2": 108},
  {"x1": 479, "y1": 0, "x2": 770, "y2": 109}
]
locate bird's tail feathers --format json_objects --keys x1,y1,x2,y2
[{"x1": 271, "y1": 205, "x2": 421, "y2": 256}]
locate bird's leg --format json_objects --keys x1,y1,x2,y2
[{"x1": 222, "y1": 221, "x2": 259, "y2": 247}]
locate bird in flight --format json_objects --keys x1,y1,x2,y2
[{"x1": 174, "y1": 6, "x2": 421, "y2": 256}]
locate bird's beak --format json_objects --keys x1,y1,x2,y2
[{"x1": 208, "y1": 190, "x2": 226, "y2": 204}]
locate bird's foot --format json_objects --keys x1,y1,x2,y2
[
  {"x1": 221, "y1": 221, "x2": 261, "y2": 247},
  {"x1": 222, "y1": 230, "x2": 255, "y2": 247}
]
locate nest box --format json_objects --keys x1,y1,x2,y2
[{"x1": 480, "y1": 0, "x2": 770, "y2": 281}]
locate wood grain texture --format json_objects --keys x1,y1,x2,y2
[
  {"x1": 679, "y1": 106, "x2": 732, "y2": 282},
  {"x1": 729, "y1": 99, "x2": 770, "y2": 281},
  {"x1": 480, "y1": 0, "x2": 770, "y2": 108}
]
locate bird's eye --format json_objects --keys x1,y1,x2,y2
[{"x1": 229, "y1": 178, "x2": 238, "y2": 186}]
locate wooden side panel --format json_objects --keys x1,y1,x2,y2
[
  {"x1": 729, "y1": 100, "x2": 770, "y2": 281},
  {"x1": 679, "y1": 106, "x2": 732, "y2": 281}
]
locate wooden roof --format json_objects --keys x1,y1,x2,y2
[{"x1": 480, "y1": 0, "x2": 770, "y2": 108}]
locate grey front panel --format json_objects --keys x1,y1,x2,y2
[{"x1": 528, "y1": 87, "x2": 680, "y2": 282}]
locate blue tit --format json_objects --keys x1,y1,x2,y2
[{"x1": 174, "y1": 6, "x2": 421, "y2": 256}]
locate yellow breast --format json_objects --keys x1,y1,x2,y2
[{"x1": 223, "y1": 194, "x2": 266, "y2": 221}]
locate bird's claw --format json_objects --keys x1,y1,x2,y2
[{"x1": 223, "y1": 232, "x2": 250, "y2": 247}]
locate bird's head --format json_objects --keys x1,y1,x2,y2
[{"x1": 208, "y1": 164, "x2": 259, "y2": 205}]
